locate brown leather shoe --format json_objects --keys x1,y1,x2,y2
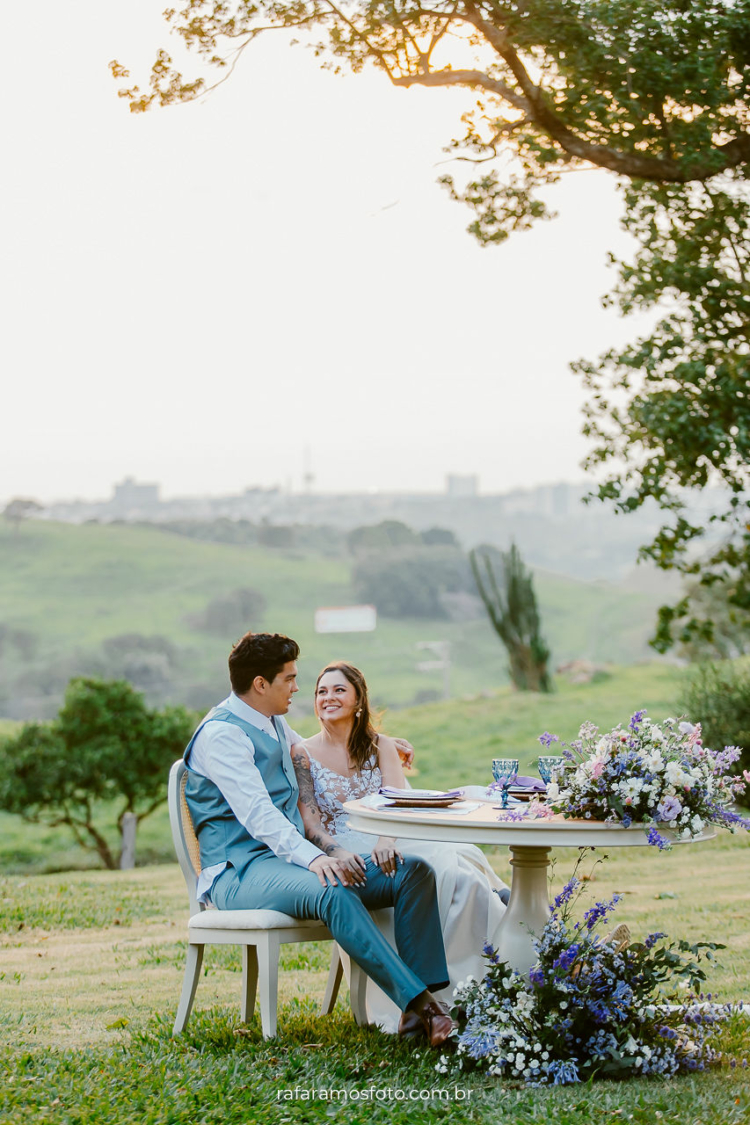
[
  {"x1": 397, "y1": 1008, "x2": 425, "y2": 1039},
  {"x1": 418, "y1": 1001, "x2": 457, "y2": 1048}
]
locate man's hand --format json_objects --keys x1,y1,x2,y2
[
  {"x1": 393, "y1": 737, "x2": 415, "y2": 769},
  {"x1": 309, "y1": 851, "x2": 366, "y2": 888},
  {"x1": 371, "y1": 836, "x2": 403, "y2": 878}
]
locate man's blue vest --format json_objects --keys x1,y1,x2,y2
[{"x1": 183, "y1": 708, "x2": 304, "y2": 878}]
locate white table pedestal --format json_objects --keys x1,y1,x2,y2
[{"x1": 494, "y1": 845, "x2": 552, "y2": 973}]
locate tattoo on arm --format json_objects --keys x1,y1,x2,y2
[
  {"x1": 308, "y1": 832, "x2": 338, "y2": 856},
  {"x1": 291, "y1": 749, "x2": 336, "y2": 851},
  {"x1": 291, "y1": 750, "x2": 320, "y2": 812}
]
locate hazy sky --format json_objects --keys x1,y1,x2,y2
[{"x1": 2, "y1": 2, "x2": 651, "y2": 505}]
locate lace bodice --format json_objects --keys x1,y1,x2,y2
[{"x1": 306, "y1": 748, "x2": 382, "y2": 842}]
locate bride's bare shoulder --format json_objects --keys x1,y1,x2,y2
[
  {"x1": 374, "y1": 733, "x2": 400, "y2": 761},
  {"x1": 300, "y1": 732, "x2": 323, "y2": 752}
]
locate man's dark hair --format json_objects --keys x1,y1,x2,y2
[{"x1": 228, "y1": 632, "x2": 300, "y2": 695}]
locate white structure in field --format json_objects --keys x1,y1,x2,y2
[{"x1": 314, "y1": 605, "x2": 377, "y2": 634}]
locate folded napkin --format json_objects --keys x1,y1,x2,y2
[
  {"x1": 379, "y1": 786, "x2": 464, "y2": 800},
  {"x1": 512, "y1": 775, "x2": 546, "y2": 791},
  {"x1": 489, "y1": 776, "x2": 546, "y2": 794}
]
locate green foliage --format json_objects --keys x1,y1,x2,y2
[
  {"x1": 471, "y1": 544, "x2": 552, "y2": 692},
  {"x1": 0, "y1": 678, "x2": 194, "y2": 869},
  {"x1": 347, "y1": 520, "x2": 419, "y2": 553},
  {"x1": 676, "y1": 578, "x2": 750, "y2": 662},
  {"x1": 353, "y1": 546, "x2": 473, "y2": 618},
  {"x1": 2, "y1": 498, "x2": 43, "y2": 530},
  {"x1": 114, "y1": 1, "x2": 750, "y2": 189},
  {"x1": 577, "y1": 176, "x2": 750, "y2": 651},
  {"x1": 183, "y1": 587, "x2": 266, "y2": 635},
  {"x1": 95, "y1": 633, "x2": 183, "y2": 702},
  {"x1": 680, "y1": 661, "x2": 750, "y2": 775},
  {"x1": 419, "y1": 527, "x2": 459, "y2": 548},
  {"x1": 257, "y1": 523, "x2": 295, "y2": 548}
]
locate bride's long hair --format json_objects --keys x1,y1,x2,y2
[{"x1": 314, "y1": 662, "x2": 379, "y2": 772}]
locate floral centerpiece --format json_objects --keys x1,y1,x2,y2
[
  {"x1": 442, "y1": 859, "x2": 743, "y2": 1086},
  {"x1": 539, "y1": 712, "x2": 749, "y2": 848}
]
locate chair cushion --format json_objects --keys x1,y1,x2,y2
[{"x1": 188, "y1": 909, "x2": 329, "y2": 932}]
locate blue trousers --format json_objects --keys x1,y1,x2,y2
[{"x1": 211, "y1": 853, "x2": 449, "y2": 1013}]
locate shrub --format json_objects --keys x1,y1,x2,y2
[
  {"x1": 352, "y1": 547, "x2": 473, "y2": 618},
  {"x1": 681, "y1": 661, "x2": 750, "y2": 778},
  {"x1": 184, "y1": 588, "x2": 267, "y2": 635}
]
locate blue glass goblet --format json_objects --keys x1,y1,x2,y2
[
  {"x1": 492, "y1": 758, "x2": 519, "y2": 809},
  {"x1": 537, "y1": 755, "x2": 565, "y2": 786}
]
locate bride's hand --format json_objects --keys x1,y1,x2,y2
[
  {"x1": 330, "y1": 847, "x2": 368, "y2": 885},
  {"x1": 371, "y1": 837, "x2": 403, "y2": 878},
  {"x1": 393, "y1": 738, "x2": 415, "y2": 769}
]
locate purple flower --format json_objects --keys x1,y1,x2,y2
[
  {"x1": 553, "y1": 877, "x2": 579, "y2": 910},
  {"x1": 584, "y1": 895, "x2": 621, "y2": 931},
  {"x1": 539, "y1": 731, "x2": 560, "y2": 748},
  {"x1": 497, "y1": 809, "x2": 528, "y2": 822},
  {"x1": 657, "y1": 795, "x2": 682, "y2": 821},
  {"x1": 647, "y1": 826, "x2": 669, "y2": 850},
  {"x1": 629, "y1": 709, "x2": 647, "y2": 730}
]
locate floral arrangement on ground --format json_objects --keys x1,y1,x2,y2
[
  {"x1": 440, "y1": 856, "x2": 746, "y2": 1086},
  {"x1": 539, "y1": 712, "x2": 750, "y2": 848}
]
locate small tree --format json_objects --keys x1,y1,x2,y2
[
  {"x1": 470, "y1": 544, "x2": 552, "y2": 693},
  {"x1": 184, "y1": 587, "x2": 267, "y2": 635},
  {"x1": 347, "y1": 520, "x2": 419, "y2": 554},
  {"x1": 353, "y1": 546, "x2": 473, "y2": 618},
  {"x1": 0, "y1": 678, "x2": 194, "y2": 869},
  {"x1": 3, "y1": 498, "x2": 43, "y2": 532}
]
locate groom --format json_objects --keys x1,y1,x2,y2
[{"x1": 183, "y1": 630, "x2": 456, "y2": 1045}]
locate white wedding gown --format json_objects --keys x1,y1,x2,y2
[{"x1": 306, "y1": 749, "x2": 507, "y2": 1032}]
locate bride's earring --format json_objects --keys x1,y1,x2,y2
[{"x1": 356, "y1": 709, "x2": 362, "y2": 717}]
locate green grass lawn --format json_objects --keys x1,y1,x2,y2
[{"x1": 1, "y1": 841, "x2": 748, "y2": 1124}]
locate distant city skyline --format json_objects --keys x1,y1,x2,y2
[
  {"x1": 18, "y1": 471, "x2": 590, "y2": 508},
  {"x1": 2, "y1": 3, "x2": 654, "y2": 509}
]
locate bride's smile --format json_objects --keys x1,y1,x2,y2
[{"x1": 315, "y1": 672, "x2": 359, "y2": 722}]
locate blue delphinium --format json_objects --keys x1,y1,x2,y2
[
  {"x1": 448, "y1": 853, "x2": 734, "y2": 1087},
  {"x1": 547, "y1": 1059, "x2": 580, "y2": 1085},
  {"x1": 647, "y1": 826, "x2": 669, "y2": 849}
]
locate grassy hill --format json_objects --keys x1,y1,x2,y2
[
  {"x1": 0, "y1": 520, "x2": 678, "y2": 720},
  {"x1": 0, "y1": 661, "x2": 688, "y2": 874}
]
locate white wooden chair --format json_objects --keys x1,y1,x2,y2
[{"x1": 168, "y1": 758, "x2": 368, "y2": 1037}]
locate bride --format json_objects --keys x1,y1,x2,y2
[{"x1": 290, "y1": 661, "x2": 507, "y2": 1033}]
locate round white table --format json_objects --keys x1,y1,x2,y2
[{"x1": 343, "y1": 797, "x2": 716, "y2": 973}]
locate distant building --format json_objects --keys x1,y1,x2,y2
[
  {"x1": 446, "y1": 474, "x2": 479, "y2": 498},
  {"x1": 110, "y1": 477, "x2": 160, "y2": 512}
]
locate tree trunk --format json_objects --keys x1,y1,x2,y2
[
  {"x1": 119, "y1": 812, "x2": 138, "y2": 869},
  {"x1": 84, "y1": 822, "x2": 117, "y2": 870}
]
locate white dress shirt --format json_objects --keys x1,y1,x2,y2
[{"x1": 187, "y1": 692, "x2": 323, "y2": 902}]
